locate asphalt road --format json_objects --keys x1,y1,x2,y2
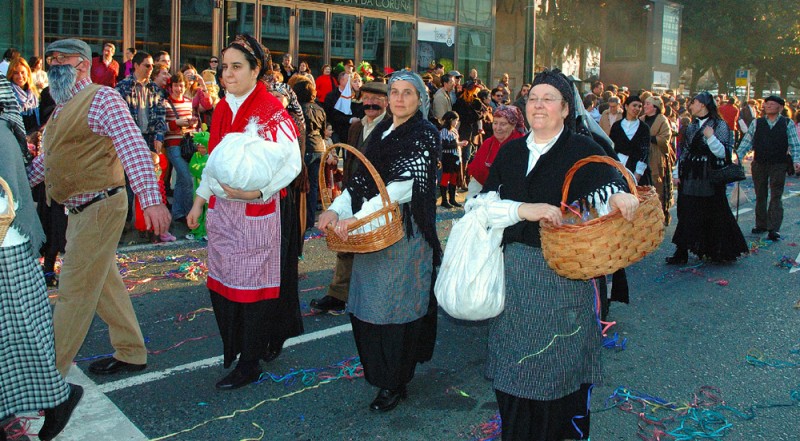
[{"x1": 19, "y1": 180, "x2": 800, "y2": 441}]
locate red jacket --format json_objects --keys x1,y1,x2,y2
[
  {"x1": 90, "y1": 57, "x2": 119, "y2": 88},
  {"x1": 718, "y1": 104, "x2": 739, "y2": 132}
]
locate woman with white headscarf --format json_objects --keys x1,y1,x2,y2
[{"x1": 318, "y1": 70, "x2": 442, "y2": 413}]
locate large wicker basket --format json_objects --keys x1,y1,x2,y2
[
  {"x1": 0, "y1": 177, "x2": 15, "y2": 244},
  {"x1": 540, "y1": 155, "x2": 664, "y2": 280},
  {"x1": 319, "y1": 143, "x2": 404, "y2": 253}
]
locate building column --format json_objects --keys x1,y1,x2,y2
[
  {"x1": 171, "y1": 0, "x2": 180, "y2": 72},
  {"x1": 212, "y1": 1, "x2": 224, "y2": 57},
  {"x1": 123, "y1": 0, "x2": 135, "y2": 53}
]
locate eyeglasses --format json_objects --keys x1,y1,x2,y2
[
  {"x1": 210, "y1": 60, "x2": 218, "y2": 63},
  {"x1": 46, "y1": 54, "x2": 81, "y2": 65},
  {"x1": 527, "y1": 96, "x2": 564, "y2": 105}
]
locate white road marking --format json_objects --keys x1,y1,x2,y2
[{"x1": 98, "y1": 323, "x2": 353, "y2": 394}]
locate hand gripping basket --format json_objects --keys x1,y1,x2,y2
[
  {"x1": 0, "y1": 177, "x2": 15, "y2": 244},
  {"x1": 540, "y1": 155, "x2": 664, "y2": 280},
  {"x1": 319, "y1": 143, "x2": 404, "y2": 253}
]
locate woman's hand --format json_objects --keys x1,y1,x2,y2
[
  {"x1": 518, "y1": 203, "x2": 562, "y2": 226},
  {"x1": 326, "y1": 153, "x2": 338, "y2": 165},
  {"x1": 672, "y1": 177, "x2": 680, "y2": 186},
  {"x1": 220, "y1": 184, "x2": 261, "y2": 200},
  {"x1": 317, "y1": 210, "x2": 339, "y2": 231},
  {"x1": 702, "y1": 126, "x2": 714, "y2": 139},
  {"x1": 332, "y1": 217, "x2": 357, "y2": 240},
  {"x1": 609, "y1": 192, "x2": 640, "y2": 221},
  {"x1": 186, "y1": 197, "x2": 207, "y2": 230}
]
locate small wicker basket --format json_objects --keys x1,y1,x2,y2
[
  {"x1": 540, "y1": 155, "x2": 664, "y2": 280},
  {"x1": 319, "y1": 143, "x2": 404, "y2": 253},
  {"x1": 0, "y1": 177, "x2": 16, "y2": 245}
]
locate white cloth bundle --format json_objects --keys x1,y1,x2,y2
[{"x1": 200, "y1": 119, "x2": 301, "y2": 201}]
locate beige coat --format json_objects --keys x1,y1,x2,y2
[{"x1": 599, "y1": 108, "x2": 623, "y2": 135}]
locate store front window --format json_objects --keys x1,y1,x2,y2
[
  {"x1": 180, "y1": 0, "x2": 215, "y2": 69},
  {"x1": 418, "y1": 0, "x2": 455, "y2": 22},
  {"x1": 458, "y1": 0, "x2": 493, "y2": 27},
  {"x1": 390, "y1": 20, "x2": 412, "y2": 72},
  {"x1": 261, "y1": 5, "x2": 290, "y2": 64},
  {"x1": 44, "y1": 1, "x2": 123, "y2": 60},
  {"x1": 2, "y1": 1, "x2": 34, "y2": 58},
  {"x1": 298, "y1": 9, "x2": 325, "y2": 76},
  {"x1": 330, "y1": 13, "x2": 355, "y2": 68},
  {"x1": 136, "y1": 1, "x2": 169, "y2": 61},
  {"x1": 361, "y1": 17, "x2": 386, "y2": 76},
  {"x1": 417, "y1": 21, "x2": 455, "y2": 74},
  {"x1": 458, "y1": 27, "x2": 491, "y2": 83},
  {"x1": 224, "y1": 2, "x2": 255, "y2": 46}
]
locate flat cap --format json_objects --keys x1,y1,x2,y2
[
  {"x1": 360, "y1": 81, "x2": 388, "y2": 96},
  {"x1": 448, "y1": 70, "x2": 463, "y2": 78},
  {"x1": 764, "y1": 95, "x2": 785, "y2": 107},
  {"x1": 45, "y1": 38, "x2": 92, "y2": 62}
]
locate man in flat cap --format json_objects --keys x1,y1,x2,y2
[
  {"x1": 27, "y1": 38, "x2": 171, "y2": 377},
  {"x1": 737, "y1": 95, "x2": 800, "y2": 241},
  {"x1": 311, "y1": 80, "x2": 389, "y2": 313}
]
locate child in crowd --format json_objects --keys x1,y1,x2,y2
[
  {"x1": 438, "y1": 111, "x2": 468, "y2": 208},
  {"x1": 322, "y1": 123, "x2": 342, "y2": 200},
  {"x1": 135, "y1": 152, "x2": 177, "y2": 242},
  {"x1": 186, "y1": 130, "x2": 209, "y2": 240}
]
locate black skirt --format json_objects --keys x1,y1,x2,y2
[
  {"x1": 672, "y1": 183, "x2": 748, "y2": 260},
  {"x1": 272, "y1": 186, "x2": 304, "y2": 348},
  {"x1": 495, "y1": 385, "x2": 592, "y2": 441},
  {"x1": 209, "y1": 290, "x2": 276, "y2": 368}
]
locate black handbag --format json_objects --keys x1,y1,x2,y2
[
  {"x1": 709, "y1": 161, "x2": 745, "y2": 184},
  {"x1": 179, "y1": 133, "x2": 196, "y2": 162}
]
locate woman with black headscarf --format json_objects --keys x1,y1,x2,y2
[
  {"x1": 666, "y1": 91, "x2": 747, "y2": 264},
  {"x1": 318, "y1": 70, "x2": 442, "y2": 413},
  {"x1": 477, "y1": 69, "x2": 639, "y2": 440},
  {"x1": 609, "y1": 95, "x2": 652, "y2": 186}
]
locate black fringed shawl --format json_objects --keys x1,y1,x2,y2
[
  {"x1": 482, "y1": 129, "x2": 629, "y2": 248},
  {"x1": 609, "y1": 118, "x2": 651, "y2": 170},
  {"x1": 347, "y1": 110, "x2": 443, "y2": 265},
  {"x1": 677, "y1": 116, "x2": 733, "y2": 194}
]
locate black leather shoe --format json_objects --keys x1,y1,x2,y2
[
  {"x1": 752, "y1": 227, "x2": 767, "y2": 234},
  {"x1": 215, "y1": 367, "x2": 261, "y2": 390},
  {"x1": 665, "y1": 255, "x2": 688, "y2": 265},
  {"x1": 39, "y1": 384, "x2": 83, "y2": 441},
  {"x1": 768, "y1": 231, "x2": 781, "y2": 241},
  {"x1": 369, "y1": 386, "x2": 407, "y2": 412},
  {"x1": 310, "y1": 295, "x2": 346, "y2": 312},
  {"x1": 88, "y1": 357, "x2": 147, "y2": 375},
  {"x1": 262, "y1": 341, "x2": 284, "y2": 363}
]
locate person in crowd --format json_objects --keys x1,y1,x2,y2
[
  {"x1": 590, "y1": 80, "x2": 604, "y2": 100},
  {"x1": 311, "y1": 80, "x2": 389, "y2": 314},
  {"x1": 150, "y1": 62, "x2": 170, "y2": 93},
  {"x1": 154, "y1": 50, "x2": 171, "y2": 71},
  {"x1": 186, "y1": 131, "x2": 209, "y2": 240},
  {"x1": 795, "y1": 109, "x2": 800, "y2": 139},
  {"x1": 180, "y1": 63, "x2": 215, "y2": 115},
  {"x1": 29, "y1": 56, "x2": 49, "y2": 91},
  {"x1": 438, "y1": 111, "x2": 468, "y2": 208},
  {"x1": 667, "y1": 91, "x2": 748, "y2": 264},
  {"x1": 280, "y1": 53, "x2": 296, "y2": 83},
  {"x1": 718, "y1": 96, "x2": 740, "y2": 139},
  {"x1": 186, "y1": 34, "x2": 302, "y2": 390},
  {"x1": 116, "y1": 51, "x2": 167, "y2": 154},
  {"x1": 297, "y1": 60, "x2": 314, "y2": 82},
  {"x1": 738, "y1": 98, "x2": 758, "y2": 133},
  {"x1": 513, "y1": 83, "x2": 531, "y2": 115},
  {"x1": 489, "y1": 87, "x2": 505, "y2": 110},
  {"x1": 0, "y1": 48, "x2": 20, "y2": 76},
  {"x1": 117, "y1": 47, "x2": 136, "y2": 83},
  {"x1": 7, "y1": 57, "x2": 40, "y2": 133},
  {"x1": 449, "y1": 70, "x2": 463, "y2": 101},
  {"x1": 202, "y1": 56, "x2": 219, "y2": 80},
  {"x1": 29, "y1": 38, "x2": 170, "y2": 377},
  {"x1": 292, "y1": 77, "x2": 326, "y2": 234},
  {"x1": 349, "y1": 73, "x2": 365, "y2": 120},
  {"x1": 497, "y1": 72, "x2": 510, "y2": 90},
  {"x1": 467, "y1": 105, "x2": 525, "y2": 197},
  {"x1": 315, "y1": 64, "x2": 335, "y2": 105},
  {"x1": 0, "y1": 76, "x2": 28, "y2": 165},
  {"x1": 164, "y1": 72, "x2": 199, "y2": 227},
  {"x1": 477, "y1": 89, "x2": 494, "y2": 138},
  {"x1": 133, "y1": 151, "x2": 175, "y2": 242},
  {"x1": 0, "y1": 111, "x2": 83, "y2": 441},
  {"x1": 584, "y1": 93, "x2": 600, "y2": 123},
  {"x1": 599, "y1": 95, "x2": 622, "y2": 136},
  {"x1": 476, "y1": 68, "x2": 638, "y2": 441},
  {"x1": 432, "y1": 72, "x2": 454, "y2": 125},
  {"x1": 90, "y1": 42, "x2": 119, "y2": 87},
  {"x1": 324, "y1": 69, "x2": 357, "y2": 143},
  {"x1": 736, "y1": 95, "x2": 800, "y2": 241},
  {"x1": 642, "y1": 96, "x2": 674, "y2": 224},
  {"x1": 318, "y1": 70, "x2": 441, "y2": 413},
  {"x1": 609, "y1": 95, "x2": 652, "y2": 185}
]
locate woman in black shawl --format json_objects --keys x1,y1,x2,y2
[
  {"x1": 478, "y1": 69, "x2": 639, "y2": 440},
  {"x1": 609, "y1": 95, "x2": 652, "y2": 186},
  {"x1": 318, "y1": 70, "x2": 442, "y2": 413},
  {"x1": 666, "y1": 92, "x2": 747, "y2": 264}
]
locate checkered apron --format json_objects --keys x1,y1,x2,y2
[
  {"x1": 0, "y1": 243, "x2": 70, "y2": 417},
  {"x1": 485, "y1": 243, "x2": 603, "y2": 401}
]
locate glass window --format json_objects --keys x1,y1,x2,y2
[
  {"x1": 459, "y1": 0, "x2": 493, "y2": 28},
  {"x1": 298, "y1": 9, "x2": 325, "y2": 76},
  {"x1": 261, "y1": 5, "x2": 290, "y2": 64},
  {"x1": 136, "y1": 0, "x2": 170, "y2": 59},
  {"x1": 44, "y1": 7, "x2": 59, "y2": 35},
  {"x1": 330, "y1": 13, "x2": 355, "y2": 67},
  {"x1": 390, "y1": 21, "x2": 413, "y2": 72},
  {"x1": 457, "y1": 27, "x2": 491, "y2": 84},
  {"x1": 82, "y1": 10, "x2": 100, "y2": 37},
  {"x1": 1, "y1": 0, "x2": 34, "y2": 58},
  {"x1": 102, "y1": 10, "x2": 120, "y2": 38},
  {"x1": 361, "y1": 17, "x2": 386, "y2": 76},
  {"x1": 62, "y1": 9, "x2": 80, "y2": 36},
  {"x1": 419, "y1": 0, "x2": 455, "y2": 22},
  {"x1": 180, "y1": 0, "x2": 216, "y2": 70},
  {"x1": 417, "y1": 22, "x2": 455, "y2": 74},
  {"x1": 43, "y1": 2, "x2": 123, "y2": 58},
  {"x1": 224, "y1": 2, "x2": 256, "y2": 46}
]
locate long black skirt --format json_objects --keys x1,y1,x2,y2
[
  {"x1": 209, "y1": 290, "x2": 276, "y2": 368},
  {"x1": 271, "y1": 186, "x2": 304, "y2": 350},
  {"x1": 672, "y1": 184, "x2": 748, "y2": 261},
  {"x1": 495, "y1": 385, "x2": 592, "y2": 441}
]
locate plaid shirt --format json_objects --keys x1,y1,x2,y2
[
  {"x1": 27, "y1": 77, "x2": 161, "y2": 210},
  {"x1": 115, "y1": 75, "x2": 168, "y2": 141},
  {"x1": 737, "y1": 115, "x2": 800, "y2": 161}
]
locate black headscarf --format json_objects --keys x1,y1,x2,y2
[{"x1": 532, "y1": 68, "x2": 575, "y2": 131}]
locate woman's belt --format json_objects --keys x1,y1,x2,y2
[{"x1": 68, "y1": 186, "x2": 125, "y2": 214}]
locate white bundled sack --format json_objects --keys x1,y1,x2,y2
[
  {"x1": 434, "y1": 193, "x2": 505, "y2": 320},
  {"x1": 203, "y1": 118, "x2": 301, "y2": 199}
]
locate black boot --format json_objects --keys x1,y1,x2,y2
[
  {"x1": 665, "y1": 247, "x2": 688, "y2": 265},
  {"x1": 439, "y1": 186, "x2": 452, "y2": 208},
  {"x1": 448, "y1": 184, "x2": 462, "y2": 207}
]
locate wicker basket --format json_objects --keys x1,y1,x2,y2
[
  {"x1": 0, "y1": 177, "x2": 15, "y2": 245},
  {"x1": 318, "y1": 143, "x2": 404, "y2": 253},
  {"x1": 540, "y1": 155, "x2": 664, "y2": 280}
]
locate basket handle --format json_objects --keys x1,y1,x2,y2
[
  {"x1": 319, "y1": 143, "x2": 393, "y2": 212},
  {"x1": 560, "y1": 155, "x2": 638, "y2": 212},
  {"x1": 0, "y1": 176, "x2": 16, "y2": 219}
]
